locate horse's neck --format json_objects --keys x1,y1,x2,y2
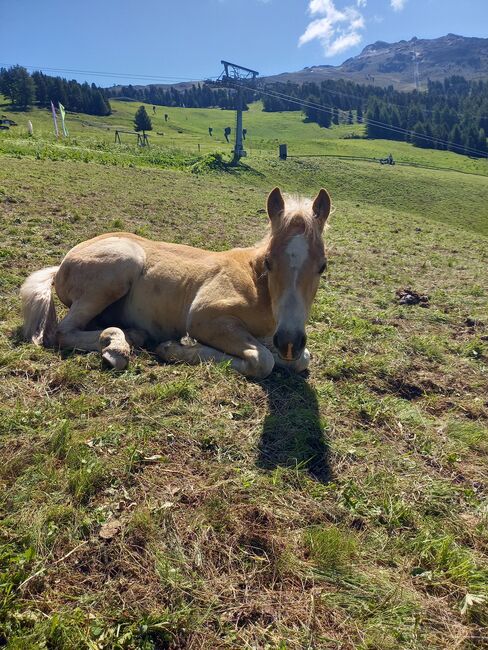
[{"x1": 250, "y1": 246, "x2": 271, "y2": 303}]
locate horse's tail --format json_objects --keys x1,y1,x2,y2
[{"x1": 20, "y1": 266, "x2": 59, "y2": 347}]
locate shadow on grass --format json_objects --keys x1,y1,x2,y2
[
  {"x1": 190, "y1": 152, "x2": 265, "y2": 177},
  {"x1": 9, "y1": 326, "x2": 24, "y2": 345},
  {"x1": 257, "y1": 371, "x2": 331, "y2": 484}
]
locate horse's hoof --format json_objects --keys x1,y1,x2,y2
[
  {"x1": 155, "y1": 340, "x2": 180, "y2": 362},
  {"x1": 295, "y1": 348, "x2": 311, "y2": 373},
  {"x1": 126, "y1": 329, "x2": 146, "y2": 348},
  {"x1": 102, "y1": 349, "x2": 128, "y2": 370},
  {"x1": 99, "y1": 328, "x2": 131, "y2": 370}
]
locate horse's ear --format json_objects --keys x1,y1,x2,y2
[
  {"x1": 312, "y1": 189, "x2": 331, "y2": 231},
  {"x1": 267, "y1": 187, "x2": 285, "y2": 225}
]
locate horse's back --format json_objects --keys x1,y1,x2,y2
[
  {"x1": 54, "y1": 232, "x2": 227, "y2": 339},
  {"x1": 55, "y1": 233, "x2": 147, "y2": 307}
]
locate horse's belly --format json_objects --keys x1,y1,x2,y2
[{"x1": 122, "y1": 276, "x2": 191, "y2": 341}]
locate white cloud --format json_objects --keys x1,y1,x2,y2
[
  {"x1": 390, "y1": 0, "x2": 407, "y2": 10},
  {"x1": 299, "y1": 0, "x2": 366, "y2": 57}
]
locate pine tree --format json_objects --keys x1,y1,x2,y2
[
  {"x1": 91, "y1": 90, "x2": 111, "y2": 116},
  {"x1": 69, "y1": 83, "x2": 83, "y2": 112},
  {"x1": 390, "y1": 107, "x2": 402, "y2": 141},
  {"x1": 32, "y1": 71, "x2": 48, "y2": 106},
  {"x1": 332, "y1": 108, "x2": 339, "y2": 125},
  {"x1": 435, "y1": 125, "x2": 449, "y2": 150},
  {"x1": 448, "y1": 124, "x2": 463, "y2": 153},
  {"x1": 317, "y1": 106, "x2": 332, "y2": 128},
  {"x1": 134, "y1": 105, "x2": 152, "y2": 134},
  {"x1": 0, "y1": 65, "x2": 36, "y2": 108},
  {"x1": 477, "y1": 128, "x2": 488, "y2": 156},
  {"x1": 356, "y1": 105, "x2": 363, "y2": 124},
  {"x1": 411, "y1": 122, "x2": 427, "y2": 148},
  {"x1": 52, "y1": 77, "x2": 68, "y2": 107},
  {"x1": 347, "y1": 110, "x2": 354, "y2": 125},
  {"x1": 16, "y1": 69, "x2": 36, "y2": 108},
  {"x1": 303, "y1": 95, "x2": 320, "y2": 123},
  {"x1": 365, "y1": 98, "x2": 382, "y2": 139}
]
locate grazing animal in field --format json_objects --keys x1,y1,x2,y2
[{"x1": 20, "y1": 188, "x2": 331, "y2": 378}]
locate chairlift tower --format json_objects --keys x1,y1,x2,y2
[{"x1": 207, "y1": 61, "x2": 259, "y2": 165}]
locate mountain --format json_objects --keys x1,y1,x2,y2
[{"x1": 262, "y1": 34, "x2": 488, "y2": 90}]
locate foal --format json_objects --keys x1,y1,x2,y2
[{"x1": 21, "y1": 188, "x2": 331, "y2": 379}]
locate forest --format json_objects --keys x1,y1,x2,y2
[{"x1": 0, "y1": 66, "x2": 111, "y2": 116}]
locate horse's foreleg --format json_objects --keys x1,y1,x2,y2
[
  {"x1": 260, "y1": 337, "x2": 311, "y2": 373},
  {"x1": 273, "y1": 347, "x2": 311, "y2": 373},
  {"x1": 156, "y1": 338, "x2": 274, "y2": 378},
  {"x1": 155, "y1": 339, "x2": 253, "y2": 375},
  {"x1": 158, "y1": 317, "x2": 275, "y2": 379}
]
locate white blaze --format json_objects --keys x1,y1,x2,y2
[
  {"x1": 277, "y1": 235, "x2": 309, "y2": 329},
  {"x1": 286, "y1": 235, "x2": 309, "y2": 276}
]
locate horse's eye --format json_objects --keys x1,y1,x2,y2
[
  {"x1": 264, "y1": 256, "x2": 272, "y2": 271},
  {"x1": 318, "y1": 261, "x2": 327, "y2": 274}
]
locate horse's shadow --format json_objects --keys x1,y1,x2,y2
[{"x1": 257, "y1": 371, "x2": 331, "y2": 484}]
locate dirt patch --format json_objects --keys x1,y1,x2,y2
[{"x1": 396, "y1": 287, "x2": 430, "y2": 307}]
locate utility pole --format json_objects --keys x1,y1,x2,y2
[
  {"x1": 207, "y1": 61, "x2": 259, "y2": 165},
  {"x1": 234, "y1": 83, "x2": 245, "y2": 164}
]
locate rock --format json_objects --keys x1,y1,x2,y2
[{"x1": 99, "y1": 519, "x2": 122, "y2": 540}]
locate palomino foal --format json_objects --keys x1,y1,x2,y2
[{"x1": 21, "y1": 188, "x2": 331, "y2": 379}]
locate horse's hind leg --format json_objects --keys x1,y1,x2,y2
[
  {"x1": 99, "y1": 327, "x2": 134, "y2": 370},
  {"x1": 54, "y1": 238, "x2": 147, "y2": 369},
  {"x1": 57, "y1": 298, "x2": 140, "y2": 370}
]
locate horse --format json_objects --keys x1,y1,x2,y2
[{"x1": 20, "y1": 188, "x2": 331, "y2": 379}]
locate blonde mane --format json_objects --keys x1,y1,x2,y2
[{"x1": 257, "y1": 194, "x2": 329, "y2": 247}]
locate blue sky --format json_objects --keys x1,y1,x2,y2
[{"x1": 1, "y1": 0, "x2": 487, "y2": 85}]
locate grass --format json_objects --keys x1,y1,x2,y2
[
  {"x1": 0, "y1": 96, "x2": 487, "y2": 648},
  {"x1": 2, "y1": 98, "x2": 488, "y2": 177},
  {"x1": 305, "y1": 525, "x2": 357, "y2": 574}
]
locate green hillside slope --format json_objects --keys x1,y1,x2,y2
[{"x1": 2, "y1": 98, "x2": 488, "y2": 176}]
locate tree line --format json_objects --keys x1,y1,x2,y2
[
  {"x1": 2, "y1": 63, "x2": 487, "y2": 157},
  {"x1": 364, "y1": 78, "x2": 487, "y2": 156},
  {"x1": 261, "y1": 77, "x2": 488, "y2": 157},
  {"x1": 0, "y1": 65, "x2": 112, "y2": 116},
  {"x1": 107, "y1": 83, "x2": 251, "y2": 110}
]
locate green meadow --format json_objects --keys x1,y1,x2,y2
[
  {"x1": 2, "y1": 98, "x2": 488, "y2": 175},
  {"x1": 0, "y1": 97, "x2": 487, "y2": 648}
]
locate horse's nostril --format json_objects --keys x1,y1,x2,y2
[{"x1": 273, "y1": 330, "x2": 306, "y2": 359}]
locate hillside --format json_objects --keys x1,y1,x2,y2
[
  {"x1": 264, "y1": 34, "x2": 488, "y2": 90},
  {"x1": 1, "y1": 99, "x2": 488, "y2": 648},
  {"x1": 1, "y1": 98, "x2": 488, "y2": 177}
]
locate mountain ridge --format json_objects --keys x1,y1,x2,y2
[
  {"x1": 106, "y1": 34, "x2": 488, "y2": 94},
  {"x1": 262, "y1": 33, "x2": 488, "y2": 90}
]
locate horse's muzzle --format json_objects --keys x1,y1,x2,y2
[{"x1": 273, "y1": 330, "x2": 307, "y2": 361}]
